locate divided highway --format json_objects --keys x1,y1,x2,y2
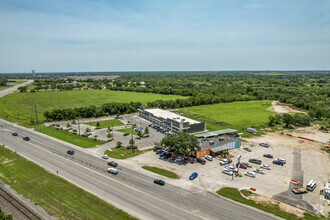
[{"x1": 0, "y1": 119, "x2": 279, "y2": 220}]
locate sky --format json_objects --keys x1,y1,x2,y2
[{"x1": 0, "y1": 0, "x2": 330, "y2": 73}]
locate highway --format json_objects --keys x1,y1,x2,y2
[
  {"x1": 0, "y1": 119, "x2": 280, "y2": 220},
  {"x1": 0, "y1": 80, "x2": 33, "y2": 98}
]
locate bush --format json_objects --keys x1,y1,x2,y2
[
  {"x1": 72, "y1": 120, "x2": 77, "y2": 124},
  {"x1": 126, "y1": 145, "x2": 138, "y2": 149},
  {"x1": 66, "y1": 123, "x2": 71, "y2": 128}
]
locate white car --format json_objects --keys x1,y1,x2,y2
[
  {"x1": 225, "y1": 165, "x2": 238, "y2": 172},
  {"x1": 260, "y1": 164, "x2": 271, "y2": 170},
  {"x1": 220, "y1": 159, "x2": 231, "y2": 166},
  {"x1": 276, "y1": 158, "x2": 286, "y2": 164},
  {"x1": 102, "y1": 154, "x2": 109, "y2": 159},
  {"x1": 107, "y1": 168, "x2": 118, "y2": 174},
  {"x1": 259, "y1": 142, "x2": 270, "y2": 148},
  {"x1": 222, "y1": 169, "x2": 233, "y2": 176},
  {"x1": 205, "y1": 155, "x2": 213, "y2": 161},
  {"x1": 244, "y1": 172, "x2": 256, "y2": 178},
  {"x1": 253, "y1": 168, "x2": 264, "y2": 174}
]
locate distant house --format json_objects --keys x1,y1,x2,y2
[
  {"x1": 73, "y1": 88, "x2": 79, "y2": 91},
  {"x1": 140, "y1": 82, "x2": 146, "y2": 88}
]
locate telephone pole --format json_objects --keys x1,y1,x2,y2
[
  {"x1": 34, "y1": 104, "x2": 39, "y2": 125},
  {"x1": 78, "y1": 118, "x2": 81, "y2": 136},
  {"x1": 131, "y1": 126, "x2": 134, "y2": 153}
]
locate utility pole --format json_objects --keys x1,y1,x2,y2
[
  {"x1": 34, "y1": 104, "x2": 39, "y2": 125},
  {"x1": 18, "y1": 114, "x2": 20, "y2": 125},
  {"x1": 33, "y1": 116, "x2": 36, "y2": 130},
  {"x1": 78, "y1": 118, "x2": 81, "y2": 136},
  {"x1": 131, "y1": 126, "x2": 134, "y2": 153}
]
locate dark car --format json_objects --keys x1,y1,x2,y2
[
  {"x1": 156, "y1": 149, "x2": 163, "y2": 155},
  {"x1": 273, "y1": 159, "x2": 284, "y2": 166},
  {"x1": 154, "y1": 179, "x2": 165, "y2": 186},
  {"x1": 164, "y1": 152, "x2": 172, "y2": 159},
  {"x1": 123, "y1": 133, "x2": 130, "y2": 136},
  {"x1": 241, "y1": 162, "x2": 252, "y2": 168},
  {"x1": 12, "y1": 132, "x2": 18, "y2": 136},
  {"x1": 197, "y1": 157, "x2": 206, "y2": 165},
  {"x1": 249, "y1": 158, "x2": 262, "y2": 165},
  {"x1": 189, "y1": 172, "x2": 198, "y2": 180},
  {"x1": 107, "y1": 161, "x2": 118, "y2": 167},
  {"x1": 67, "y1": 150, "x2": 74, "y2": 155},
  {"x1": 243, "y1": 147, "x2": 252, "y2": 152},
  {"x1": 23, "y1": 136, "x2": 30, "y2": 141},
  {"x1": 263, "y1": 154, "x2": 273, "y2": 159}
]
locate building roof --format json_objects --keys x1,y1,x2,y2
[
  {"x1": 143, "y1": 108, "x2": 201, "y2": 124},
  {"x1": 195, "y1": 129, "x2": 238, "y2": 138}
]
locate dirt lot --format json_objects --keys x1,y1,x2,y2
[{"x1": 270, "y1": 101, "x2": 307, "y2": 114}]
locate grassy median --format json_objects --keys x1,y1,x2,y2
[
  {"x1": 84, "y1": 119, "x2": 124, "y2": 128},
  {"x1": 217, "y1": 187, "x2": 325, "y2": 220},
  {"x1": 105, "y1": 148, "x2": 141, "y2": 159},
  {"x1": 142, "y1": 166, "x2": 179, "y2": 179},
  {"x1": 0, "y1": 145, "x2": 136, "y2": 220}
]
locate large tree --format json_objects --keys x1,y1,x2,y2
[{"x1": 161, "y1": 132, "x2": 200, "y2": 156}]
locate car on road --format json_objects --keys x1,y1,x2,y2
[
  {"x1": 154, "y1": 179, "x2": 165, "y2": 186},
  {"x1": 244, "y1": 172, "x2": 256, "y2": 178},
  {"x1": 220, "y1": 159, "x2": 232, "y2": 166},
  {"x1": 249, "y1": 158, "x2": 262, "y2": 165},
  {"x1": 260, "y1": 164, "x2": 271, "y2": 170},
  {"x1": 259, "y1": 142, "x2": 270, "y2": 148},
  {"x1": 12, "y1": 132, "x2": 18, "y2": 136},
  {"x1": 123, "y1": 133, "x2": 130, "y2": 136},
  {"x1": 189, "y1": 172, "x2": 198, "y2": 180},
  {"x1": 197, "y1": 157, "x2": 206, "y2": 165},
  {"x1": 205, "y1": 155, "x2": 212, "y2": 161},
  {"x1": 23, "y1": 136, "x2": 30, "y2": 141},
  {"x1": 241, "y1": 162, "x2": 252, "y2": 168},
  {"x1": 102, "y1": 154, "x2": 109, "y2": 159},
  {"x1": 190, "y1": 158, "x2": 195, "y2": 164},
  {"x1": 107, "y1": 168, "x2": 118, "y2": 174},
  {"x1": 236, "y1": 163, "x2": 247, "y2": 169},
  {"x1": 276, "y1": 158, "x2": 286, "y2": 164},
  {"x1": 222, "y1": 169, "x2": 233, "y2": 176},
  {"x1": 253, "y1": 168, "x2": 264, "y2": 174},
  {"x1": 107, "y1": 161, "x2": 118, "y2": 167},
  {"x1": 243, "y1": 147, "x2": 252, "y2": 152},
  {"x1": 263, "y1": 154, "x2": 273, "y2": 159},
  {"x1": 67, "y1": 150, "x2": 74, "y2": 155},
  {"x1": 273, "y1": 159, "x2": 284, "y2": 166},
  {"x1": 291, "y1": 187, "x2": 307, "y2": 194}
]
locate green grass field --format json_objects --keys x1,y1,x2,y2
[
  {"x1": 115, "y1": 128, "x2": 138, "y2": 136},
  {"x1": 85, "y1": 119, "x2": 124, "y2": 128},
  {"x1": 177, "y1": 100, "x2": 275, "y2": 133},
  {"x1": 0, "y1": 145, "x2": 136, "y2": 220},
  {"x1": 142, "y1": 166, "x2": 179, "y2": 179},
  {"x1": 37, "y1": 126, "x2": 104, "y2": 148},
  {"x1": 217, "y1": 187, "x2": 324, "y2": 220},
  {"x1": 105, "y1": 148, "x2": 141, "y2": 159},
  {"x1": 0, "y1": 90, "x2": 185, "y2": 124}
]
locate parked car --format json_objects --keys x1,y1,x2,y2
[
  {"x1": 23, "y1": 136, "x2": 30, "y2": 141},
  {"x1": 222, "y1": 169, "x2": 233, "y2": 176},
  {"x1": 102, "y1": 154, "x2": 109, "y2": 159},
  {"x1": 183, "y1": 156, "x2": 189, "y2": 163},
  {"x1": 273, "y1": 159, "x2": 284, "y2": 166},
  {"x1": 123, "y1": 133, "x2": 130, "y2": 136},
  {"x1": 67, "y1": 150, "x2": 74, "y2": 155},
  {"x1": 220, "y1": 159, "x2": 232, "y2": 166},
  {"x1": 154, "y1": 179, "x2": 165, "y2": 186},
  {"x1": 244, "y1": 171, "x2": 256, "y2": 178},
  {"x1": 249, "y1": 158, "x2": 262, "y2": 165},
  {"x1": 172, "y1": 154, "x2": 177, "y2": 160},
  {"x1": 189, "y1": 172, "x2": 198, "y2": 180},
  {"x1": 236, "y1": 163, "x2": 247, "y2": 169},
  {"x1": 225, "y1": 165, "x2": 238, "y2": 172},
  {"x1": 259, "y1": 142, "x2": 270, "y2": 148},
  {"x1": 243, "y1": 147, "x2": 252, "y2": 152},
  {"x1": 164, "y1": 152, "x2": 172, "y2": 159},
  {"x1": 190, "y1": 158, "x2": 195, "y2": 164},
  {"x1": 291, "y1": 187, "x2": 307, "y2": 194},
  {"x1": 219, "y1": 137, "x2": 225, "y2": 141},
  {"x1": 177, "y1": 156, "x2": 182, "y2": 162},
  {"x1": 260, "y1": 164, "x2": 271, "y2": 170},
  {"x1": 276, "y1": 158, "x2": 286, "y2": 164},
  {"x1": 107, "y1": 168, "x2": 118, "y2": 174},
  {"x1": 107, "y1": 161, "x2": 118, "y2": 167},
  {"x1": 12, "y1": 132, "x2": 18, "y2": 136},
  {"x1": 205, "y1": 155, "x2": 213, "y2": 161},
  {"x1": 197, "y1": 157, "x2": 206, "y2": 165},
  {"x1": 159, "y1": 152, "x2": 166, "y2": 158},
  {"x1": 263, "y1": 154, "x2": 273, "y2": 159},
  {"x1": 241, "y1": 162, "x2": 252, "y2": 168},
  {"x1": 156, "y1": 149, "x2": 163, "y2": 155},
  {"x1": 253, "y1": 168, "x2": 264, "y2": 174}
]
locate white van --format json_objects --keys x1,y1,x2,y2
[{"x1": 306, "y1": 179, "x2": 317, "y2": 192}]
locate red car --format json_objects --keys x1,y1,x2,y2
[
  {"x1": 236, "y1": 162, "x2": 247, "y2": 169},
  {"x1": 172, "y1": 154, "x2": 177, "y2": 160},
  {"x1": 183, "y1": 156, "x2": 189, "y2": 163},
  {"x1": 107, "y1": 161, "x2": 118, "y2": 167},
  {"x1": 190, "y1": 158, "x2": 195, "y2": 164}
]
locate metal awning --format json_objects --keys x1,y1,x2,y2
[{"x1": 195, "y1": 128, "x2": 238, "y2": 138}]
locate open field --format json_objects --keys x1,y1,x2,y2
[
  {"x1": 37, "y1": 126, "x2": 104, "y2": 148},
  {"x1": 84, "y1": 119, "x2": 124, "y2": 128},
  {"x1": 0, "y1": 145, "x2": 136, "y2": 220},
  {"x1": 177, "y1": 100, "x2": 275, "y2": 132},
  {"x1": 105, "y1": 148, "x2": 141, "y2": 159},
  {"x1": 142, "y1": 166, "x2": 179, "y2": 179},
  {"x1": 0, "y1": 90, "x2": 185, "y2": 124}
]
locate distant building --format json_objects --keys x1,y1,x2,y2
[{"x1": 138, "y1": 107, "x2": 206, "y2": 133}]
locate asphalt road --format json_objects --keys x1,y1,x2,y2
[
  {"x1": 0, "y1": 119, "x2": 280, "y2": 220},
  {"x1": 0, "y1": 80, "x2": 33, "y2": 98}
]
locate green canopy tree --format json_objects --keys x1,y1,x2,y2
[{"x1": 161, "y1": 132, "x2": 200, "y2": 156}]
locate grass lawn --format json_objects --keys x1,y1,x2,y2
[
  {"x1": 0, "y1": 90, "x2": 186, "y2": 124},
  {"x1": 105, "y1": 148, "x2": 141, "y2": 159},
  {"x1": 85, "y1": 119, "x2": 124, "y2": 128},
  {"x1": 37, "y1": 126, "x2": 104, "y2": 148},
  {"x1": 217, "y1": 187, "x2": 324, "y2": 220},
  {"x1": 142, "y1": 166, "x2": 179, "y2": 179},
  {"x1": 177, "y1": 100, "x2": 275, "y2": 133},
  {"x1": 115, "y1": 128, "x2": 138, "y2": 136},
  {"x1": 0, "y1": 145, "x2": 136, "y2": 220}
]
